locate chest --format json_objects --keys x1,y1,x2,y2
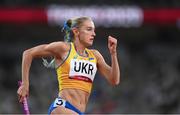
[{"x1": 69, "y1": 59, "x2": 97, "y2": 82}]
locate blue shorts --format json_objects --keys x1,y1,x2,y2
[{"x1": 48, "y1": 97, "x2": 84, "y2": 115}]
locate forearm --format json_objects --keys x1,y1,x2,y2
[
  {"x1": 110, "y1": 53, "x2": 120, "y2": 85},
  {"x1": 21, "y1": 50, "x2": 32, "y2": 87}
]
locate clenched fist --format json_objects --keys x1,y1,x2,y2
[
  {"x1": 108, "y1": 36, "x2": 117, "y2": 55},
  {"x1": 17, "y1": 84, "x2": 29, "y2": 103}
]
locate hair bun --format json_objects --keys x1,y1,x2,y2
[
  {"x1": 61, "y1": 19, "x2": 71, "y2": 32},
  {"x1": 66, "y1": 19, "x2": 72, "y2": 28}
]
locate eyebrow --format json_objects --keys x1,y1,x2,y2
[
  {"x1": 86, "y1": 26, "x2": 95, "y2": 29},
  {"x1": 79, "y1": 25, "x2": 95, "y2": 30}
]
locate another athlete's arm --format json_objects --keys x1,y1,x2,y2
[
  {"x1": 93, "y1": 36, "x2": 120, "y2": 85},
  {"x1": 17, "y1": 42, "x2": 69, "y2": 103}
]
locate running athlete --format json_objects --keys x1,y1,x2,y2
[{"x1": 17, "y1": 16, "x2": 120, "y2": 114}]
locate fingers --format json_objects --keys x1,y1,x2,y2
[
  {"x1": 108, "y1": 36, "x2": 117, "y2": 44},
  {"x1": 108, "y1": 36, "x2": 117, "y2": 54},
  {"x1": 108, "y1": 36, "x2": 117, "y2": 48},
  {"x1": 18, "y1": 93, "x2": 27, "y2": 103},
  {"x1": 17, "y1": 92, "x2": 24, "y2": 103},
  {"x1": 18, "y1": 95, "x2": 24, "y2": 103},
  {"x1": 17, "y1": 88, "x2": 23, "y2": 103},
  {"x1": 108, "y1": 35, "x2": 114, "y2": 39},
  {"x1": 17, "y1": 86, "x2": 28, "y2": 103}
]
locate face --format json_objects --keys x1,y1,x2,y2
[{"x1": 76, "y1": 20, "x2": 96, "y2": 47}]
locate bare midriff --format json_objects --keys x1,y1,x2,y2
[{"x1": 59, "y1": 88, "x2": 90, "y2": 112}]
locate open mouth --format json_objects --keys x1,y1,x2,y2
[{"x1": 90, "y1": 38, "x2": 94, "y2": 40}]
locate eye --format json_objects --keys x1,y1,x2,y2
[
  {"x1": 87, "y1": 27, "x2": 95, "y2": 32},
  {"x1": 87, "y1": 28, "x2": 92, "y2": 31}
]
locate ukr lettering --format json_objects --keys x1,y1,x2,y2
[{"x1": 73, "y1": 61, "x2": 93, "y2": 75}]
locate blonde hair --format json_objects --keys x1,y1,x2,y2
[{"x1": 61, "y1": 16, "x2": 92, "y2": 42}]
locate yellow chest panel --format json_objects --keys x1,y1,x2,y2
[{"x1": 56, "y1": 43, "x2": 97, "y2": 93}]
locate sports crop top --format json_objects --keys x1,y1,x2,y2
[{"x1": 56, "y1": 42, "x2": 97, "y2": 93}]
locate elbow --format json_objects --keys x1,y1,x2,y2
[
  {"x1": 23, "y1": 49, "x2": 30, "y2": 55},
  {"x1": 111, "y1": 80, "x2": 120, "y2": 86},
  {"x1": 110, "y1": 76, "x2": 120, "y2": 86},
  {"x1": 23, "y1": 50, "x2": 29, "y2": 57},
  {"x1": 23, "y1": 49, "x2": 33, "y2": 59}
]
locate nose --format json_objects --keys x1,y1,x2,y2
[{"x1": 92, "y1": 31, "x2": 96, "y2": 37}]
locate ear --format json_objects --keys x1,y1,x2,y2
[{"x1": 72, "y1": 28, "x2": 79, "y2": 36}]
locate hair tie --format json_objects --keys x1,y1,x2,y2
[{"x1": 61, "y1": 21, "x2": 71, "y2": 32}]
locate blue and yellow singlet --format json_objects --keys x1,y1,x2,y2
[{"x1": 56, "y1": 42, "x2": 97, "y2": 93}]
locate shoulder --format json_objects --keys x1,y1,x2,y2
[
  {"x1": 47, "y1": 41, "x2": 69, "y2": 48},
  {"x1": 90, "y1": 49, "x2": 103, "y2": 60},
  {"x1": 46, "y1": 41, "x2": 70, "y2": 51}
]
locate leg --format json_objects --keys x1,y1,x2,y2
[{"x1": 51, "y1": 106, "x2": 78, "y2": 115}]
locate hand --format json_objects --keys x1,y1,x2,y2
[
  {"x1": 108, "y1": 36, "x2": 117, "y2": 55},
  {"x1": 17, "y1": 84, "x2": 29, "y2": 103}
]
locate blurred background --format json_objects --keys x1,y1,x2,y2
[{"x1": 1, "y1": 0, "x2": 180, "y2": 114}]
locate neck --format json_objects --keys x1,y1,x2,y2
[{"x1": 73, "y1": 40, "x2": 87, "y2": 56}]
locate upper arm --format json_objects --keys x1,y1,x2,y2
[
  {"x1": 24, "y1": 41, "x2": 69, "y2": 58},
  {"x1": 92, "y1": 50, "x2": 111, "y2": 79}
]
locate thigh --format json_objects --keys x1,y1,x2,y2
[{"x1": 51, "y1": 106, "x2": 78, "y2": 115}]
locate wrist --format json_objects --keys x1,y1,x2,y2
[
  {"x1": 110, "y1": 51, "x2": 117, "y2": 56},
  {"x1": 22, "y1": 81, "x2": 29, "y2": 87}
]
